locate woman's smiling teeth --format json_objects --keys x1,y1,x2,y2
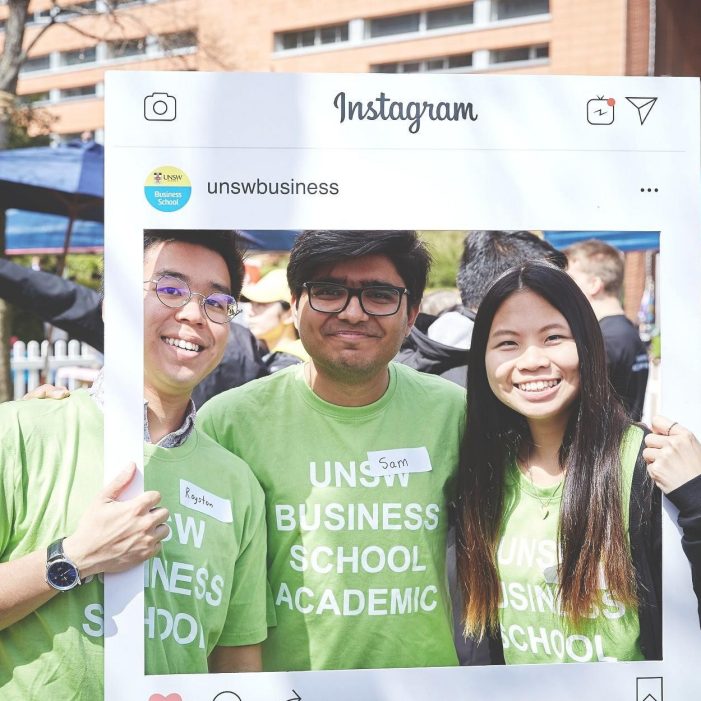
[
  {"x1": 163, "y1": 336, "x2": 201, "y2": 352},
  {"x1": 516, "y1": 379, "x2": 560, "y2": 392}
]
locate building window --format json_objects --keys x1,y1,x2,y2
[
  {"x1": 319, "y1": 24, "x2": 348, "y2": 44},
  {"x1": 26, "y1": 2, "x2": 95, "y2": 23},
  {"x1": 108, "y1": 0, "x2": 149, "y2": 8},
  {"x1": 58, "y1": 84, "x2": 98, "y2": 100},
  {"x1": 59, "y1": 46, "x2": 98, "y2": 66},
  {"x1": 32, "y1": 7, "x2": 56, "y2": 22},
  {"x1": 372, "y1": 53, "x2": 473, "y2": 73},
  {"x1": 276, "y1": 23, "x2": 349, "y2": 51},
  {"x1": 426, "y1": 4, "x2": 474, "y2": 30},
  {"x1": 491, "y1": 0, "x2": 549, "y2": 21},
  {"x1": 366, "y1": 3, "x2": 474, "y2": 39},
  {"x1": 275, "y1": 4, "x2": 474, "y2": 51},
  {"x1": 106, "y1": 37, "x2": 147, "y2": 59},
  {"x1": 490, "y1": 43, "x2": 549, "y2": 64},
  {"x1": 19, "y1": 54, "x2": 51, "y2": 73},
  {"x1": 58, "y1": 0, "x2": 98, "y2": 19},
  {"x1": 159, "y1": 29, "x2": 198, "y2": 51},
  {"x1": 367, "y1": 12, "x2": 420, "y2": 38},
  {"x1": 17, "y1": 91, "x2": 51, "y2": 104}
]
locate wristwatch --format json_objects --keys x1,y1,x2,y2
[{"x1": 45, "y1": 538, "x2": 82, "y2": 591}]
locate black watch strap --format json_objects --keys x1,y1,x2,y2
[{"x1": 47, "y1": 537, "x2": 66, "y2": 561}]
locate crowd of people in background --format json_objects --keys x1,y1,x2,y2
[{"x1": 0, "y1": 231, "x2": 656, "y2": 418}]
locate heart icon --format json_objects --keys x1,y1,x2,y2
[{"x1": 149, "y1": 694, "x2": 183, "y2": 701}]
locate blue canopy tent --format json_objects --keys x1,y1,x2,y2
[
  {"x1": 0, "y1": 142, "x2": 298, "y2": 256},
  {"x1": 4, "y1": 214, "x2": 298, "y2": 255},
  {"x1": 239, "y1": 229, "x2": 298, "y2": 251},
  {"x1": 0, "y1": 141, "x2": 103, "y2": 222},
  {"x1": 543, "y1": 230, "x2": 660, "y2": 252},
  {"x1": 0, "y1": 141, "x2": 104, "y2": 272},
  {"x1": 5, "y1": 209, "x2": 104, "y2": 255}
]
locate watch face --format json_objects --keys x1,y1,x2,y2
[{"x1": 47, "y1": 560, "x2": 79, "y2": 590}]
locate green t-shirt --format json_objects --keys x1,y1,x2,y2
[
  {"x1": 497, "y1": 426, "x2": 645, "y2": 664},
  {"x1": 143, "y1": 429, "x2": 268, "y2": 673},
  {"x1": 0, "y1": 391, "x2": 268, "y2": 699},
  {"x1": 198, "y1": 362, "x2": 466, "y2": 671},
  {"x1": 0, "y1": 391, "x2": 103, "y2": 701}
]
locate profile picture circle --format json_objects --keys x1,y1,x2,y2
[{"x1": 144, "y1": 165, "x2": 192, "y2": 212}]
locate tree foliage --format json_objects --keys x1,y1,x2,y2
[
  {"x1": 419, "y1": 230, "x2": 467, "y2": 290},
  {"x1": 6, "y1": 103, "x2": 55, "y2": 148}
]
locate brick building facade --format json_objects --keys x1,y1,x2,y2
[{"x1": 1, "y1": 0, "x2": 697, "y2": 141}]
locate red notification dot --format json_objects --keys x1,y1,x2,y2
[{"x1": 607, "y1": 98, "x2": 616, "y2": 106}]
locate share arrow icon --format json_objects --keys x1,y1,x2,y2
[{"x1": 626, "y1": 97, "x2": 658, "y2": 125}]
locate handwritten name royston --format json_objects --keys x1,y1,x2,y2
[
  {"x1": 333, "y1": 91, "x2": 478, "y2": 134},
  {"x1": 184, "y1": 485, "x2": 214, "y2": 510}
]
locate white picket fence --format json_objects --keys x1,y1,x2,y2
[{"x1": 10, "y1": 339, "x2": 103, "y2": 400}]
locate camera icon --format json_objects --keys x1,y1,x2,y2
[{"x1": 144, "y1": 92, "x2": 176, "y2": 121}]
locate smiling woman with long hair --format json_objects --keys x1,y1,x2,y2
[{"x1": 456, "y1": 262, "x2": 669, "y2": 664}]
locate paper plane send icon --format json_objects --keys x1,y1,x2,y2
[{"x1": 626, "y1": 97, "x2": 658, "y2": 125}]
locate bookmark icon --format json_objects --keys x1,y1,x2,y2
[{"x1": 637, "y1": 676, "x2": 663, "y2": 701}]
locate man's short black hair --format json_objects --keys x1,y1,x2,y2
[
  {"x1": 143, "y1": 229, "x2": 245, "y2": 298},
  {"x1": 456, "y1": 230, "x2": 567, "y2": 310},
  {"x1": 287, "y1": 230, "x2": 431, "y2": 307}
]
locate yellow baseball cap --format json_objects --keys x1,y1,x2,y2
[{"x1": 241, "y1": 268, "x2": 291, "y2": 304}]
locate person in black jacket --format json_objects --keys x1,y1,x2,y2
[
  {"x1": 239, "y1": 268, "x2": 308, "y2": 375},
  {"x1": 643, "y1": 415, "x2": 701, "y2": 627},
  {"x1": 396, "y1": 231, "x2": 567, "y2": 387},
  {"x1": 190, "y1": 322, "x2": 268, "y2": 406},
  {"x1": 565, "y1": 239, "x2": 649, "y2": 421},
  {"x1": 0, "y1": 258, "x2": 103, "y2": 351}
]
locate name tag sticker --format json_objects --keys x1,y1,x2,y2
[
  {"x1": 366, "y1": 447, "x2": 432, "y2": 476},
  {"x1": 179, "y1": 479, "x2": 233, "y2": 523}
]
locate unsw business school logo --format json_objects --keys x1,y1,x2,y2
[{"x1": 144, "y1": 166, "x2": 192, "y2": 212}]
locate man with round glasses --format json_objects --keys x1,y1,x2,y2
[
  {"x1": 0, "y1": 230, "x2": 268, "y2": 698},
  {"x1": 199, "y1": 230, "x2": 465, "y2": 671},
  {"x1": 140, "y1": 230, "x2": 268, "y2": 675},
  {"x1": 145, "y1": 274, "x2": 238, "y2": 324}
]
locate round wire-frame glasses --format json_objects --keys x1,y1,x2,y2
[{"x1": 144, "y1": 274, "x2": 239, "y2": 324}]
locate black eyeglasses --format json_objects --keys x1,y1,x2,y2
[
  {"x1": 144, "y1": 274, "x2": 240, "y2": 324},
  {"x1": 302, "y1": 282, "x2": 409, "y2": 317}
]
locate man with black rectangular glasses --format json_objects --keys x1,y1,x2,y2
[{"x1": 198, "y1": 229, "x2": 465, "y2": 671}]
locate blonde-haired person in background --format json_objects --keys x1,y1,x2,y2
[
  {"x1": 565, "y1": 239, "x2": 649, "y2": 421},
  {"x1": 241, "y1": 268, "x2": 309, "y2": 373}
]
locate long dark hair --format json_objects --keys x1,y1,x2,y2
[{"x1": 456, "y1": 262, "x2": 636, "y2": 638}]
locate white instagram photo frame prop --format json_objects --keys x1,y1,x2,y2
[{"x1": 104, "y1": 72, "x2": 700, "y2": 701}]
